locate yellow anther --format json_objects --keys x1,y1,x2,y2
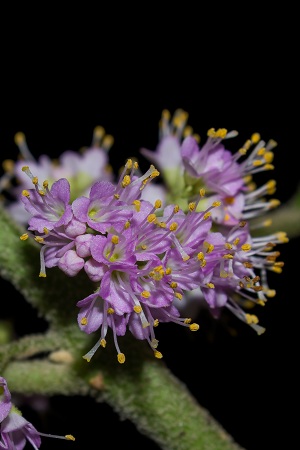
[
  {"x1": 133, "y1": 161, "x2": 139, "y2": 170},
  {"x1": 175, "y1": 293, "x2": 183, "y2": 300},
  {"x1": 225, "y1": 243, "x2": 233, "y2": 249},
  {"x1": 266, "y1": 289, "x2": 276, "y2": 298},
  {"x1": 124, "y1": 220, "x2": 131, "y2": 229},
  {"x1": 141, "y1": 290, "x2": 151, "y2": 298},
  {"x1": 197, "y1": 252, "x2": 205, "y2": 261},
  {"x1": 193, "y1": 133, "x2": 201, "y2": 143},
  {"x1": 153, "y1": 319, "x2": 159, "y2": 327},
  {"x1": 162, "y1": 109, "x2": 171, "y2": 120},
  {"x1": 215, "y1": 128, "x2": 227, "y2": 138},
  {"x1": 122, "y1": 175, "x2": 131, "y2": 187},
  {"x1": 212, "y1": 200, "x2": 222, "y2": 207},
  {"x1": 257, "y1": 299, "x2": 266, "y2": 306},
  {"x1": 223, "y1": 253, "x2": 233, "y2": 259},
  {"x1": 203, "y1": 212, "x2": 211, "y2": 220},
  {"x1": 243, "y1": 175, "x2": 253, "y2": 184},
  {"x1": 158, "y1": 221, "x2": 167, "y2": 228},
  {"x1": 245, "y1": 314, "x2": 259, "y2": 325},
  {"x1": 183, "y1": 125, "x2": 193, "y2": 137},
  {"x1": 239, "y1": 148, "x2": 247, "y2": 156},
  {"x1": 271, "y1": 266, "x2": 282, "y2": 274},
  {"x1": 34, "y1": 236, "x2": 44, "y2": 244},
  {"x1": 257, "y1": 147, "x2": 266, "y2": 156},
  {"x1": 199, "y1": 188, "x2": 206, "y2": 197},
  {"x1": 220, "y1": 270, "x2": 228, "y2": 278},
  {"x1": 207, "y1": 128, "x2": 216, "y2": 137},
  {"x1": 223, "y1": 213, "x2": 230, "y2": 222},
  {"x1": 14, "y1": 131, "x2": 26, "y2": 145},
  {"x1": 93, "y1": 125, "x2": 105, "y2": 138},
  {"x1": 206, "y1": 282, "x2": 215, "y2": 289},
  {"x1": 141, "y1": 244, "x2": 147, "y2": 250},
  {"x1": 2, "y1": 159, "x2": 14, "y2": 174},
  {"x1": 111, "y1": 235, "x2": 119, "y2": 245},
  {"x1": 189, "y1": 323, "x2": 200, "y2": 331},
  {"x1": 133, "y1": 305, "x2": 142, "y2": 313},
  {"x1": 43, "y1": 180, "x2": 49, "y2": 189},
  {"x1": 65, "y1": 435, "x2": 75, "y2": 441},
  {"x1": 22, "y1": 165, "x2": 29, "y2": 172},
  {"x1": 204, "y1": 241, "x2": 214, "y2": 253},
  {"x1": 39, "y1": 272, "x2": 46, "y2": 278},
  {"x1": 81, "y1": 317, "x2": 88, "y2": 325},
  {"x1": 173, "y1": 205, "x2": 180, "y2": 213},
  {"x1": 114, "y1": 193, "x2": 120, "y2": 199},
  {"x1": 269, "y1": 199, "x2": 281, "y2": 209},
  {"x1": 165, "y1": 267, "x2": 172, "y2": 275},
  {"x1": 147, "y1": 213, "x2": 157, "y2": 223},
  {"x1": 253, "y1": 285, "x2": 263, "y2": 292},
  {"x1": 20, "y1": 233, "x2": 29, "y2": 241},
  {"x1": 252, "y1": 159, "x2": 263, "y2": 167},
  {"x1": 100, "y1": 339, "x2": 106, "y2": 348},
  {"x1": 22, "y1": 190, "x2": 30, "y2": 198},
  {"x1": 126, "y1": 159, "x2": 133, "y2": 169},
  {"x1": 264, "y1": 151, "x2": 274, "y2": 163},
  {"x1": 43, "y1": 227, "x2": 49, "y2": 234},
  {"x1": 241, "y1": 244, "x2": 251, "y2": 251},
  {"x1": 154, "y1": 350, "x2": 163, "y2": 359},
  {"x1": 150, "y1": 169, "x2": 160, "y2": 178},
  {"x1": 183, "y1": 255, "x2": 190, "y2": 261},
  {"x1": 200, "y1": 259, "x2": 207, "y2": 268},
  {"x1": 154, "y1": 199, "x2": 162, "y2": 209},
  {"x1": 38, "y1": 190, "x2": 46, "y2": 196},
  {"x1": 154, "y1": 265, "x2": 163, "y2": 272},
  {"x1": 276, "y1": 232, "x2": 289, "y2": 243},
  {"x1": 117, "y1": 353, "x2": 126, "y2": 364},
  {"x1": 169, "y1": 222, "x2": 178, "y2": 231},
  {"x1": 251, "y1": 132, "x2": 261, "y2": 144},
  {"x1": 239, "y1": 221, "x2": 247, "y2": 228},
  {"x1": 243, "y1": 261, "x2": 253, "y2": 268},
  {"x1": 264, "y1": 164, "x2": 274, "y2": 170},
  {"x1": 132, "y1": 200, "x2": 141, "y2": 212},
  {"x1": 188, "y1": 202, "x2": 196, "y2": 211},
  {"x1": 31, "y1": 176, "x2": 38, "y2": 185},
  {"x1": 103, "y1": 135, "x2": 114, "y2": 148},
  {"x1": 107, "y1": 308, "x2": 114, "y2": 314},
  {"x1": 184, "y1": 318, "x2": 192, "y2": 324},
  {"x1": 233, "y1": 238, "x2": 240, "y2": 246},
  {"x1": 170, "y1": 282, "x2": 178, "y2": 289}
]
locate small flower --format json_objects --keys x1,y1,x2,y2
[{"x1": 0, "y1": 376, "x2": 75, "y2": 449}]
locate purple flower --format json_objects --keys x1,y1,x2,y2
[
  {"x1": 0, "y1": 377, "x2": 75, "y2": 449},
  {"x1": 21, "y1": 167, "x2": 73, "y2": 233}
]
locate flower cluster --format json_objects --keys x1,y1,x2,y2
[
  {"x1": 0, "y1": 376, "x2": 74, "y2": 449},
  {"x1": 141, "y1": 109, "x2": 279, "y2": 227},
  {"x1": 18, "y1": 114, "x2": 287, "y2": 364},
  {"x1": 0, "y1": 126, "x2": 114, "y2": 225}
]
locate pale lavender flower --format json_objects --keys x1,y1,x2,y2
[{"x1": 1, "y1": 126, "x2": 114, "y2": 225}]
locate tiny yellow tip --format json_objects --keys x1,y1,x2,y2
[
  {"x1": 14, "y1": 132, "x2": 26, "y2": 145},
  {"x1": 65, "y1": 435, "x2": 75, "y2": 441},
  {"x1": 117, "y1": 353, "x2": 126, "y2": 364}
]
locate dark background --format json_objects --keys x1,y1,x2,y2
[{"x1": 0, "y1": 22, "x2": 299, "y2": 449}]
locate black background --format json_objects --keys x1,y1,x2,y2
[{"x1": 0, "y1": 18, "x2": 299, "y2": 449}]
